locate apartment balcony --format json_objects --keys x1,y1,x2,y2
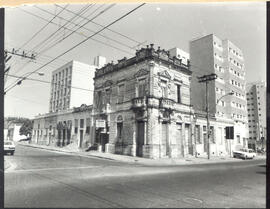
[
  {"x1": 159, "y1": 98, "x2": 175, "y2": 110},
  {"x1": 131, "y1": 97, "x2": 147, "y2": 109}
]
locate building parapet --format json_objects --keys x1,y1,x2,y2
[{"x1": 95, "y1": 44, "x2": 191, "y2": 79}]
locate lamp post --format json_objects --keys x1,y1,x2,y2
[{"x1": 216, "y1": 91, "x2": 234, "y2": 157}]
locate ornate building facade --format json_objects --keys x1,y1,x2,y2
[{"x1": 93, "y1": 45, "x2": 235, "y2": 158}]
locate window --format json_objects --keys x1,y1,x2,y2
[
  {"x1": 138, "y1": 78, "x2": 146, "y2": 97},
  {"x1": 118, "y1": 84, "x2": 125, "y2": 103},
  {"x1": 74, "y1": 119, "x2": 78, "y2": 134},
  {"x1": 86, "y1": 118, "x2": 90, "y2": 134},
  {"x1": 80, "y1": 119, "x2": 84, "y2": 129},
  {"x1": 176, "y1": 84, "x2": 181, "y2": 103},
  {"x1": 237, "y1": 135, "x2": 240, "y2": 144},
  {"x1": 210, "y1": 126, "x2": 215, "y2": 143},
  {"x1": 105, "y1": 88, "x2": 111, "y2": 104},
  {"x1": 117, "y1": 122, "x2": 123, "y2": 140},
  {"x1": 161, "y1": 80, "x2": 168, "y2": 98},
  {"x1": 203, "y1": 126, "x2": 206, "y2": 132}
]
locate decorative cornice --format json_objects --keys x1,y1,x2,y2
[
  {"x1": 158, "y1": 70, "x2": 171, "y2": 80},
  {"x1": 134, "y1": 68, "x2": 149, "y2": 78},
  {"x1": 94, "y1": 44, "x2": 191, "y2": 79}
]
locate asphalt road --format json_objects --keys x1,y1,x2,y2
[{"x1": 4, "y1": 144, "x2": 266, "y2": 208}]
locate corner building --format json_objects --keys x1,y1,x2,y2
[{"x1": 93, "y1": 45, "x2": 234, "y2": 158}]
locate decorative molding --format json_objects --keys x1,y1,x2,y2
[
  {"x1": 134, "y1": 68, "x2": 149, "y2": 78},
  {"x1": 117, "y1": 78, "x2": 126, "y2": 84},
  {"x1": 103, "y1": 80, "x2": 113, "y2": 88},
  {"x1": 158, "y1": 70, "x2": 171, "y2": 80}
]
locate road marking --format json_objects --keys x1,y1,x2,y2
[{"x1": 5, "y1": 165, "x2": 100, "y2": 173}]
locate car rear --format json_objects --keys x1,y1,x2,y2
[{"x1": 4, "y1": 141, "x2": 15, "y2": 155}]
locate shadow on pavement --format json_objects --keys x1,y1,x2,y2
[{"x1": 256, "y1": 171, "x2": 266, "y2": 175}]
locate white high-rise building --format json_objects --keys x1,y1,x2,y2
[
  {"x1": 49, "y1": 60, "x2": 96, "y2": 113},
  {"x1": 246, "y1": 81, "x2": 266, "y2": 150},
  {"x1": 190, "y1": 34, "x2": 248, "y2": 150}
]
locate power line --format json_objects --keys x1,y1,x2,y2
[
  {"x1": 6, "y1": 5, "x2": 96, "y2": 88},
  {"x1": 55, "y1": 4, "x2": 144, "y2": 46},
  {"x1": 35, "y1": 5, "x2": 136, "y2": 51},
  {"x1": 22, "y1": 6, "x2": 133, "y2": 56},
  {"x1": 5, "y1": 3, "x2": 145, "y2": 95},
  {"x1": 28, "y1": 4, "x2": 93, "y2": 53},
  {"x1": 36, "y1": 4, "x2": 116, "y2": 54},
  {"x1": 6, "y1": 74, "x2": 94, "y2": 92},
  {"x1": 18, "y1": 4, "x2": 69, "y2": 51}
]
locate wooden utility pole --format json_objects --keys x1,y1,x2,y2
[
  {"x1": 197, "y1": 73, "x2": 217, "y2": 159},
  {"x1": 0, "y1": 8, "x2": 4, "y2": 209}
]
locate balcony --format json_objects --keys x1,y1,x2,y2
[
  {"x1": 132, "y1": 97, "x2": 147, "y2": 109},
  {"x1": 159, "y1": 98, "x2": 175, "y2": 110}
]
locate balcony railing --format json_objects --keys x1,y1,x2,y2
[
  {"x1": 159, "y1": 98, "x2": 175, "y2": 110},
  {"x1": 132, "y1": 97, "x2": 147, "y2": 109}
]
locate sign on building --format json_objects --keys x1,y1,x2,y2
[{"x1": 96, "y1": 120, "x2": 106, "y2": 128}]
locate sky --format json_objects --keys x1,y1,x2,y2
[{"x1": 4, "y1": 2, "x2": 266, "y2": 119}]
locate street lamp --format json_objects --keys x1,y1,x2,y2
[
  {"x1": 216, "y1": 91, "x2": 234, "y2": 158},
  {"x1": 16, "y1": 71, "x2": 45, "y2": 86},
  {"x1": 216, "y1": 91, "x2": 234, "y2": 105}
]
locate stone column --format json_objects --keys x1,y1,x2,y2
[{"x1": 181, "y1": 123, "x2": 185, "y2": 157}]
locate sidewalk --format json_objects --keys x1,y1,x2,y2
[{"x1": 18, "y1": 142, "x2": 266, "y2": 166}]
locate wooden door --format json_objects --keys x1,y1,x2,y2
[{"x1": 136, "y1": 122, "x2": 144, "y2": 157}]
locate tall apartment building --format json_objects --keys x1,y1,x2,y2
[
  {"x1": 49, "y1": 60, "x2": 100, "y2": 112},
  {"x1": 246, "y1": 81, "x2": 266, "y2": 150},
  {"x1": 190, "y1": 34, "x2": 248, "y2": 150}
]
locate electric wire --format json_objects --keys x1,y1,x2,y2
[
  {"x1": 18, "y1": 4, "x2": 69, "y2": 51},
  {"x1": 35, "y1": 5, "x2": 136, "y2": 51},
  {"x1": 55, "y1": 4, "x2": 144, "y2": 46},
  {"x1": 28, "y1": 4, "x2": 93, "y2": 53},
  {"x1": 6, "y1": 4, "x2": 97, "y2": 89},
  {"x1": 5, "y1": 3, "x2": 146, "y2": 94},
  {"x1": 20, "y1": 6, "x2": 133, "y2": 56}
]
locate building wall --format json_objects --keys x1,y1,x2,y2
[
  {"x1": 69, "y1": 61, "x2": 95, "y2": 108},
  {"x1": 190, "y1": 34, "x2": 215, "y2": 113},
  {"x1": 246, "y1": 81, "x2": 266, "y2": 149},
  {"x1": 49, "y1": 61, "x2": 96, "y2": 112},
  {"x1": 32, "y1": 106, "x2": 93, "y2": 149}
]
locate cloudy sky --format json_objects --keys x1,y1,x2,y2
[{"x1": 4, "y1": 2, "x2": 266, "y2": 118}]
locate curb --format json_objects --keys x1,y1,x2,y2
[
  {"x1": 18, "y1": 143, "x2": 117, "y2": 161},
  {"x1": 18, "y1": 143, "x2": 266, "y2": 166}
]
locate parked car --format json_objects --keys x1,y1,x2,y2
[
  {"x1": 4, "y1": 141, "x2": 15, "y2": 155},
  {"x1": 233, "y1": 148, "x2": 256, "y2": 159}
]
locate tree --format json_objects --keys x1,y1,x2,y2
[{"x1": 19, "y1": 119, "x2": 33, "y2": 137}]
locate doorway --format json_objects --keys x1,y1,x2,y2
[
  {"x1": 185, "y1": 124, "x2": 192, "y2": 155},
  {"x1": 136, "y1": 121, "x2": 144, "y2": 157},
  {"x1": 162, "y1": 122, "x2": 169, "y2": 156},
  {"x1": 79, "y1": 130, "x2": 83, "y2": 148}
]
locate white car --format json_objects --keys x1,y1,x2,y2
[
  {"x1": 4, "y1": 141, "x2": 15, "y2": 155},
  {"x1": 233, "y1": 148, "x2": 256, "y2": 159}
]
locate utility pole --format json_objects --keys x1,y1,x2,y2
[
  {"x1": 0, "y1": 8, "x2": 4, "y2": 209},
  {"x1": 197, "y1": 73, "x2": 217, "y2": 159},
  {"x1": 5, "y1": 49, "x2": 36, "y2": 60}
]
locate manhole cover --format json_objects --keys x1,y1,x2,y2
[{"x1": 183, "y1": 197, "x2": 204, "y2": 206}]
